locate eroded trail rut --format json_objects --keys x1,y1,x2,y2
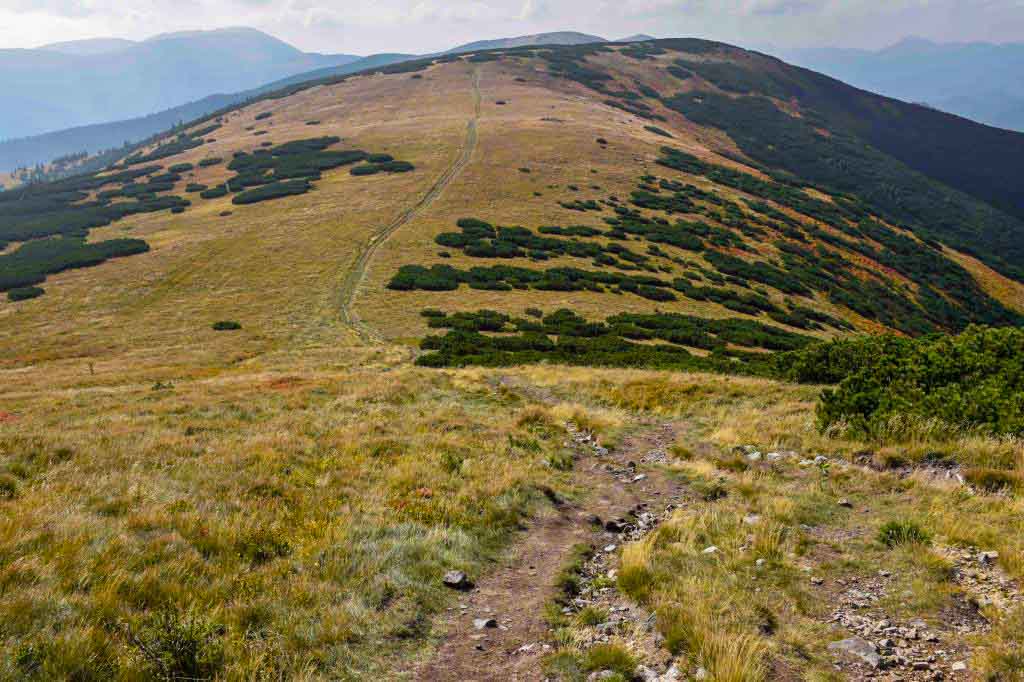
[
  {"x1": 339, "y1": 68, "x2": 482, "y2": 341},
  {"x1": 416, "y1": 413, "x2": 688, "y2": 681}
]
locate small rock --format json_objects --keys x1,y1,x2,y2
[
  {"x1": 702, "y1": 546, "x2": 719, "y2": 555},
  {"x1": 756, "y1": 558, "x2": 766, "y2": 567},
  {"x1": 814, "y1": 455, "x2": 829, "y2": 464},
  {"x1": 743, "y1": 514, "x2": 761, "y2": 525},
  {"x1": 587, "y1": 671, "x2": 616, "y2": 681},
  {"x1": 979, "y1": 551, "x2": 999, "y2": 565},
  {"x1": 605, "y1": 520, "x2": 626, "y2": 533},
  {"x1": 637, "y1": 665, "x2": 660, "y2": 682},
  {"x1": 473, "y1": 618, "x2": 497, "y2": 630},
  {"x1": 951, "y1": 661, "x2": 967, "y2": 672},
  {"x1": 766, "y1": 452, "x2": 784, "y2": 462},
  {"x1": 829, "y1": 637, "x2": 882, "y2": 669},
  {"x1": 604, "y1": 544, "x2": 617, "y2": 553},
  {"x1": 662, "y1": 665, "x2": 681, "y2": 682},
  {"x1": 811, "y1": 577, "x2": 824, "y2": 585},
  {"x1": 747, "y1": 451, "x2": 763, "y2": 462},
  {"x1": 838, "y1": 498, "x2": 854, "y2": 508},
  {"x1": 694, "y1": 667, "x2": 708, "y2": 680},
  {"x1": 442, "y1": 570, "x2": 473, "y2": 591}
]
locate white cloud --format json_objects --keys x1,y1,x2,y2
[{"x1": 0, "y1": 0, "x2": 1019, "y2": 53}]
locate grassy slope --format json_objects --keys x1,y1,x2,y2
[{"x1": 0, "y1": 48, "x2": 1022, "y2": 679}]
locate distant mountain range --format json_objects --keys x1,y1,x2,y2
[
  {"x1": 774, "y1": 38, "x2": 1024, "y2": 132},
  {"x1": 443, "y1": 32, "x2": 605, "y2": 54},
  {"x1": 0, "y1": 30, "x2": 655, "y2": 173},
  {"x1": 0, "y1": 27, "x2": 360, "y2": 140}
]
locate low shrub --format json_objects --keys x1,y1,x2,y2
[
  {"x1": 200, "y1": 185, "x2": 228, "y2": 199},
  {"x1": 351, "y1": 160, "x2": 416, "y2": 176},
  {"x1": 785, "y1": 327, "x2": 1024, "y2": 437},
  {"x1": 212, "y1": 321, "x2": 242, "y2": 331},
  {"x1": 7, "y1": 286, "x2": 44, "y2": 302},
  {"x1": 232, "y1": 180, "x2": 311, "y2": 205}
]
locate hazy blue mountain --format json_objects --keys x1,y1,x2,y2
[
  {"x1": 39, "y1": 38, "x2": 136, "y2": 56},
  {"x1": 444, "y1": 32, "x2": 605, "y2": 54},
  {"x1": 0, "y1": 27, "x2": 360, "y2": 139},
  {"x1": 0, "y1": 53, "x2": 412, "y2": 172},
  {"x1": 776, "y1": 38, "x2": 1024, "y2": 131}
]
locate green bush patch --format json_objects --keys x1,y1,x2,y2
[
  {"x1": 777, "y1": 327, "x2": 1024, "y2": 437},
  {"x1": 7, "y1": 286, "x2": 44, "y2": 302},
  {"x1": 1, "y1": 237, "x2": 150, "y2": 296},
  {"x1": 415, "y1": 308, "x2": 813, "y2": 371},
  {"x1": 644, "y1": 125, "x2": 674, "y2": 138}
]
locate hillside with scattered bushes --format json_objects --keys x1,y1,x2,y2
[{"x1": 0, "y1": 36, "x2": 1022, "y2": 682}]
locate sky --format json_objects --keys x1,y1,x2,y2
[{"x1": 0, "y1": 0, "x2": 1021, "y2": 54}]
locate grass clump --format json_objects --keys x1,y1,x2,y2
[
  {"x1": 212, "y1": 320, "x2": 242, "y2": 331},
  {"x1": 963, "y1": 467, "x2": 1023, "y2": 493},
  {"x1": 877, "y1": 520, "x2": 931, "y2": 548},
  {"x1": 127, "y1": 609, "x2": 225, "y2": 681},
  {"x1": 576, "y1": 606, "x2": 609, "y2": 627},
  {"x1": 554, "y1": 544, "x2": 595, "y2": 604},
  {"x1": 0, "y1": 473, "x2": 18, "y2": 499},
  {"x1": 582, "y1": 643, "x2": 637, "y2": 678}
]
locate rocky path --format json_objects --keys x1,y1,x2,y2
[
  {"x1": 414, "y1": 419, "x2": 687, "y2": 681},
  {"x1": 338, "y1": 66, "x2": 482, "y2": 341}
]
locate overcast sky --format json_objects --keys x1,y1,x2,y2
[{"x1": 1, "y1": 0, "x2": 1020, "y2": 54}]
